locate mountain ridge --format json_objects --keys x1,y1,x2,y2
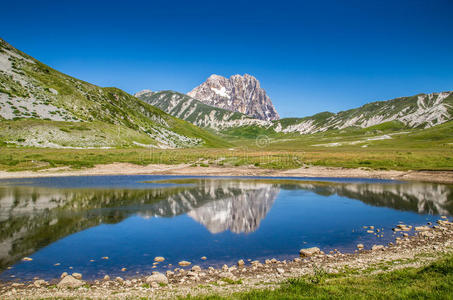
[{"x1": 136, "y1": 88, "x2": 453, "y2": 136}]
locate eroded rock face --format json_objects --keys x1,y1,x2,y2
[{"x1": 188, "y1": 74, "x2": 279, "y2": 121}]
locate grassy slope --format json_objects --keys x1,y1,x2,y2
[
  {"x1": 0, "y1": 38, "x2": 228, "y2": 148},
  {"x1": 187, "y1": 253, "x2": 453, "y2": 300}
]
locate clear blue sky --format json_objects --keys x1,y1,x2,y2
[{"x1": 1, "y1": 0, "x2": 452, "y2": 118}]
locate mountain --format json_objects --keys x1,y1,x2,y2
[
  {"x1": 0, "y1": 38, "x2": 227, "y2": 148},
  {"x1": 135, "y1": 90, "x2": 269, "y2": 130},
  {"x1": 137, "y1": 87, "x2": 453, "y2": 137},
  {"x1": 187, "y1": 74, "x2": 280, "y2": 121},
  {"x1": 274, "y1": 92, "x2": 453, "y2": 135}
]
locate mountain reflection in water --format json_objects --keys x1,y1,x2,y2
[{"x1": 0, "y1": 177, "x2": 452, "y2": 273}]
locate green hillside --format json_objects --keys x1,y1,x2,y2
[{"x1": 0, "y1": 38, "x2": 228, "y2": 148}]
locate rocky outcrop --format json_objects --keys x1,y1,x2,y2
[{"x1": 187, "y1": 74, "x2": 280, "y2": 121}]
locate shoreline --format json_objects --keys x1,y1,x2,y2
[
  {"x1": 1, "y1": 219, "x2": 452, "y2": 299},
  {"x1": 0, "y1": 163, "x2": 453, "y2": 184}
]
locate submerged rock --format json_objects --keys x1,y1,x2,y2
[
  {"x1": 154, "y1": 256, "x2": 165, "y2": 262},
  {"x1": 58, "y1": 275, "x2": 84, "y2": 288},
  {"x1": 178, "y1": 261, "x2": 191, "y2": 267},
  {"x1": 415, "y1": 226, "x2": 431, "y2": 231},
  {"x1": 299, "y1": 247, "x2": 321, "y2": 257}
]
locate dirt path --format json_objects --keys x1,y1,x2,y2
[{"x1": 0, "y1": 163, "x2": 452, "y2": 183}]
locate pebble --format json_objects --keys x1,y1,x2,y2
[
  {"x1": 22, "y1": 257, "x2": 33, "y2": 261},
  {"x1": 201, "y1": 256, "x2": 207, "y2": 260},
  {"x1": 121, "y1": 268, "x2": 127, "y2": 272}
]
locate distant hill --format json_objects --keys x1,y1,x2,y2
[
  {"x1": 274, "y1": 92, "x2": 453, "y2": 134},
  {"x1": 0, "y1": 38, "x2": 228, "y2": 148}
]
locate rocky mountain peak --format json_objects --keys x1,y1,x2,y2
[{"x1": 187, "y1": 74, "x2": 280, "y2": 121}]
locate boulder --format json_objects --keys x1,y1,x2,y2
[
  {"x1": 371, "y1": 245, "x2": 384, "y2": 251},
  {"x1": 237, "y1": 259, "x2": 245, "y2": 266},
  {"x1": 154, "y1": 256, "x2": 165, "y2": 262},
  {"x1": 57, "y1": 275, "x2": 84, "y2": 288},
  {"x1": 103, "y1": 275, "x2": 110, "y2": 281},
  {"x1": 72, "y1": 273, "x2": 82, "y2": 280},
  {"x1": 222, "y1": 264, "x2": 229, "y2": 271},
  {"x1": 34, "y1": 280, "x2": 47, "y2": 288},
  {"x1": 299, "y1": 247, "x2": 321, "y2": 257},
  {"x1": 191, "y1": 265, "x2": 201, "y2": 272},
  {"x1": 60, "y1": 272, "x2": 68, "y2": 279},
  {"x1": 276, "y1": 268, "x2": 284, "y2": 274},
  {"x1": 146, "y1": 272, "x2": 168, "y2": 285},
  {"x1": 357, "y1": 244, "x2": 364, "y2": 250}
]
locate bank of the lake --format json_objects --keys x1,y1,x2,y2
[
  {"x1": 1, "y1": 218, "x2": 452, "y2": 299},
  {"x1": 1, "y1": 163, "x2": 453, "y2": 184}
]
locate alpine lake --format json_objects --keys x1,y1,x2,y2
[{"x1": 0, "y1": 175, "x2": 452, "y2": 282}]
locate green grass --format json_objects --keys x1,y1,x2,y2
[{"x1": 184, "y1": 253, "x2": 453, "y2": 299}]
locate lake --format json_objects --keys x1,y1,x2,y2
[{"x1": 0, "y1": 175, "x2": 452, "y2": 281}]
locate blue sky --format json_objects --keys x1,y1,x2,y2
[{"x1": 1, "y1": 0, "x2": 452, "y2": 118}]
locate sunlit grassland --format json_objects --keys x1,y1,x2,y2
[
  {"x1": 184, "y1": 253, "x2": 453, "y2": 300},
  {"x1": 0, "y1": 121, "x2": 452, "y2": 172}
]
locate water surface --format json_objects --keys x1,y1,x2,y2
[{"x1": 0, "y1": 175, "x2": 452, "y2": 281}]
